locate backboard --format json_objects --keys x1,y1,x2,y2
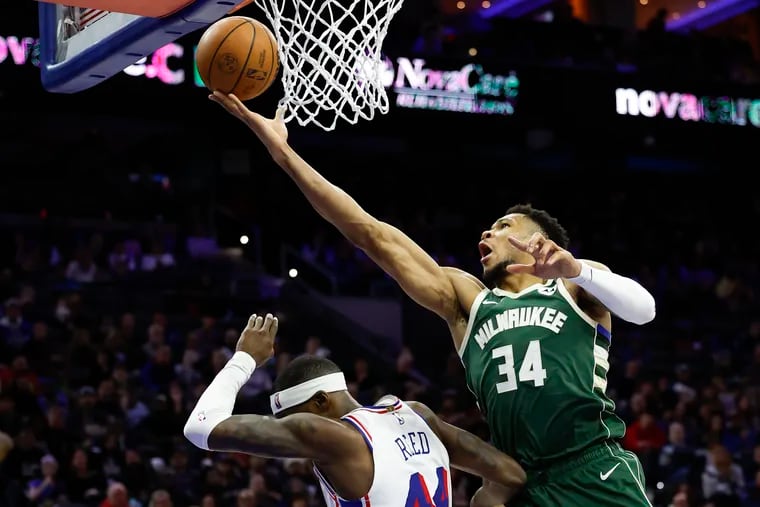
[{"x1": 37, "y1": 0, "x2": 251, "y2": 92}]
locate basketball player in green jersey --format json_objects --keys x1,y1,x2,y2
[{"x1": 209, "y1": 92, "x2": 657, "y2": 507}]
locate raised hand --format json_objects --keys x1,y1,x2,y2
[
  {"x1": 235, "y1": 313, "x2": 279, "y2": 365},
  {"x1": 506, "y1": 232, "x2": 582, "y2": 280},
  {"x1": 209, "y1": 92, "x2": 289, "y2": 153}
]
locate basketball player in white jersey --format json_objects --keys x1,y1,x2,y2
[{"x1": 184, "y1": 313, "x2": 526, "y2": 507}]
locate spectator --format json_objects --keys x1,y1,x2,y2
[
  {"x1": 659, "y1": 421, "x2": 696, "y2": 484},
  {"x1": 25, "y1": 454, "x2": 61, "y2": 505},
  {"x1": 64, "y1": 448, "x2": 106, "y2": 505},
  {"x1": 624, "y1": 412, "x2": 667, "y2": 478},
  {"x1": 100, "y1": 482, "x2": 140, "y2": 507},
  {"x1": 702, "y1": 445, "x2": 746, "y2": 507},
  {"x1": 65, "y1": 246, "x2": 101, "y2": 283},
  {"x1": 148, "y1": 490, "x2": 173, "y2": 507},
  {"x1": 1, "y1": 298, "x2": 32, "y2": 351}
]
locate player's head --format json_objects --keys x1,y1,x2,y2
[
  {"x1": 270, "y1": 355, "x2": 353, "y2": 419},
  {"x1": 479, "y1": 204, "x2": 570, "y2": 288}
]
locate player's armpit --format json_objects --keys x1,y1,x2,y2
[
  {"x1": 442, "y1": 267, "x2": 486, "y2": 293},
  {"x1": 408, "y1": 402, "x2": 526, "y2": 497},
  {"x1": 441, "y1": 267, "x2": 487, "y2": 348},
  {"x1": 207, "y1": 412, "x2": 360, "y2": 461}
]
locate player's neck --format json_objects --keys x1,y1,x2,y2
[
  {"x1": 334, "y1": 395, "x2": 362, "y2": 417},
  {"x1": 499, "y1": 273, "x2": 545, "y2": 293}
]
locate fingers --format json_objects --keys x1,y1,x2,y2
[
  {"x1": 245, "y1": 313, "x2": 264, "y2": 330},
  {"x1": 227, "y1": 93, "x2": 245, "y2": 109},
  {"x1": 537, "y1": 239, "x2": 555, "y2": 264},
  {"x1": 510, "y1": 233, "x2": 554, "y2": 259},
  {"x1": 209, "y1": 93, "x2": 280, "y2": 134},
  {"x1": 262, "y1": 313, "x2": 277, "y2": 333},
  {"x1": 226, "y1": 93, "x2": 252, "y2": 118},
  {"x1": 209, "y1": 91, "x2": 245, "y2": 117},
  {"x1": 507, "y1": 231, "x2": 569, "y2": 277},
  {"x1": 209, "y1": 90, "x2": 231, "y2": 106},
  {"x1": 525, "y1": 232, "x2": 547, "y2": 255},
  {"x1": 507, "y1": 235, "x2": 528, "y2": 251},
  {"x1": 270, "y1": 316, "x2": 279, "y2": 336},
  {"x1": 246, "y1": 313, "x2": 278, "y2": 332},
  {"x1": 208, "y1": 91, "x2": 250, "y2": 115}
]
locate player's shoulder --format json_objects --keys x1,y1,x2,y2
[
  {"x1": 442, "y1": 267, "x2": 486, "y2": 290},
  {"x1": 405, "y1": 400, "x2": 432, "y2": 415},
  {"x1": 404, "y1": 400, "x2": 438, "y2": 427}
]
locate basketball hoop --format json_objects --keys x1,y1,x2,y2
[{"x1": 256, "y1": 0, "x2": 405, "y2": 131}]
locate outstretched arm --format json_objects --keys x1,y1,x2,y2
[
  {"x1": 209, "y1": 93, "x2": 467, "y2": 323},
  {"x1": 408, "y1": 402, "x2": 526, "y2": 501},
  {"x1": 275, "y1": 148, "x2": 461, "y2": 320},
  {"x1": 201, "y1": 412, "x2": 359, "y2": 461}
]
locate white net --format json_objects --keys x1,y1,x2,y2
[{"x1": 256, "y1": 0, "x2": 405, "y2": 131}]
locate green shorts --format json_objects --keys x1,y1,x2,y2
[{"x1": 512, "y1": 441, "x2": 653, "y2": 507}]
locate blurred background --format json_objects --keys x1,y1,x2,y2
[{"x1": 1, "y1": 1, "x2": 760, "y2": 506}]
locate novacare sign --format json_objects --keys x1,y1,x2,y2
[
  {"x1": 615, "y1": 87, "x2": 760, "y2": 128},
  {"x1": 383, "y1": 57, "x2": 519, "y2": 116}
]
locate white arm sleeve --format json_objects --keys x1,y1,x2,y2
[
  {"x1": 183, "y1": 351, "x2": 256, "y2": 450},
  {"x1": 567, "y1": 262, "x2": 656, "y2": 325}
]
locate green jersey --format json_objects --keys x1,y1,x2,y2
[{"x1": 458, "y1": 279, "x2": 625, "y2": 469}]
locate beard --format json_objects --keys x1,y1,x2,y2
[{"x1": 482, "y1": 259, "x2": 511, "y2": 289}]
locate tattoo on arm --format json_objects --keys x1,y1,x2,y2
[
  {"x1": 456, "y1": 430, "x2": 498, "y2": 470},
  {"x1": 408, "y1": 401, "x2": 525, "y2": 491},
  {"x1": 453, "y1": 428, "x2": 525, "y2": 489},
  {"x1": 207, "y1": 414, "x2": 321, "y2": 459}
]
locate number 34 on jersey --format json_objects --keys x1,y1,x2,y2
[{"x1": 492, "y1": 339, "x2": 547, "y2": 393}]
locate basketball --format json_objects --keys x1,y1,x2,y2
[{"x1": 195, "y1": 16, "x2": 280, "y2": 101}]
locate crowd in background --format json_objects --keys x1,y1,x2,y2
[
  {"x1": 1, "y1": 169, "x2": 760, "y2": 507},
  {"x1": 2, "y1": 3, "x2": 760, "y2": 506}
]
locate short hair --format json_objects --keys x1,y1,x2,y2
[
  {"x1": 274, "y1": 355, "x2": 342, "y2": 392},
  {"x1": 506, "y1": 204, "x2": 570, "y2": 249}
]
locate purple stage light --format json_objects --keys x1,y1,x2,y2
[
  {"x1": 479, "y1": 0, "x2": 555, "y2": 18},
  {"x1": 666, "y1": 0, "x2": 760, "y2": 31}
]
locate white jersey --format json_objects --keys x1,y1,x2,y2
[{"x1": 314, "y1": 397, "x2": 452, "y2": 507}]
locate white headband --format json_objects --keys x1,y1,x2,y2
[{"x1": 270, "y1": 372, "x2": 347, "y2": 415}]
